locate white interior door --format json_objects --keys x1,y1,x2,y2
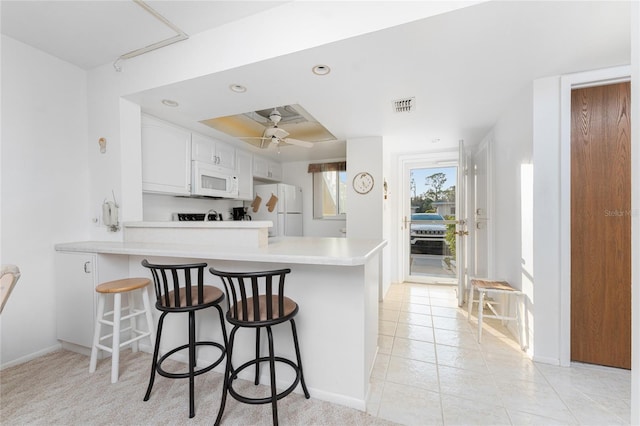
[
  {"x1": 456, "y1": 140, "x2": 469, "y2": 306},
  {"x1": 472, "y1": 139, "x2": 491, "y2": 279}
]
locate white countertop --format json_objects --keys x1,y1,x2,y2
[
  {"x1": 55, "y1": 237, "x2": 387, "y2": 266},
  {"x1": 124, "y1": 220, "x2": 272, "y2": 229}
]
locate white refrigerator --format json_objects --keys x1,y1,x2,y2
[{"x1": 250, "y1": 183, "x2": 303, "y2": 237}]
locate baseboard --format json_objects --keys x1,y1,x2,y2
[
  {"x1": 307, "y1": 387, "x2": 366, "y2": 411},
  {"x1": 532, "y1": 355, "x2": 560, "y2": 365},
  {"x1": 162, "y1": 350, "x2": 366, "y2": 411},
  {"x1": 0, "y1": 343, "x2": 62, "y2": 370}
]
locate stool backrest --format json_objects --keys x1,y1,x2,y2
[
  {"x1": 142, "y1": 259, "x2": 209, "y2": 310},
  {"x1": 0, "y1": 265, "x2": 21, "y2": 314},
  {"x1": 209, "y1": 268, "x2": 291, "y2": 323}
]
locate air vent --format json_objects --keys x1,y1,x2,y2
[{"x1": 393, "y1": 97, "x2": 415, "y2": 113}]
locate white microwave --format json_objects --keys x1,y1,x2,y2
[{"x1": 192, "y1": 161, "x2": 239, "y2": 198}]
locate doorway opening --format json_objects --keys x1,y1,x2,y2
[{"x1": 406, "y1": 165, "x2": 458, "y2": 284}]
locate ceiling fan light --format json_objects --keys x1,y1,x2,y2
[{"x1": 268, "y1": 108, "x2": 282, "y2": 125}]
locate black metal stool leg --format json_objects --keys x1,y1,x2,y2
[
  {"x1": 215, "y1": 326, "x2": 237, "y2": 426},
  {"x1": 254, "y1": 327, "x2": 261, "y2": 385},
  {"x1": 144, "y1": 312, "x2": 166, "y2": 401},
  {"x1": 266, "y1": 326, "x2": 278, "y2": 426},
  {"x1": 215, "y1": 304, "x2": 233, "y2": 373},
  {"x1": 215, "y1": 304, "x2": 230, "y2": 353},
  {"x1": 188, "y1": 311, "x2": 196, "y2": 418},
  {"x1": 290, "y1": 319, "x2": 310, "y2": 398}
]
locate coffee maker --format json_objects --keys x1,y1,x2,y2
[{"x1": 232, "y1": 207, "x2": 250, "y2": 221}]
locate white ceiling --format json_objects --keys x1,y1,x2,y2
[
  {"x1": 0, "y1": 1, "x2": 287, "y2": 69},
  {"x1": 1, "y1": 1, "x2": 632, "y2": 162}
]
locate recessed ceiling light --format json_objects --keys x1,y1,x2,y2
[
  {"x1": 161, "y1": 99, "x2": 179, "y2": 107},
  {"x1": 312, "y1": 65, "x2": 331, "y2": 76},
  {"x1": 229, "y1": 84, "x2": 247, "y2": 93}
]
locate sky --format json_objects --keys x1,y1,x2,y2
[{"x1": 410, "y1": 166, "x2": 457, "y2": 197}]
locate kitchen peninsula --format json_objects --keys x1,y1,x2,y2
[{"x1": 55, "y1": 220, "x2": 386, "y2": 410}]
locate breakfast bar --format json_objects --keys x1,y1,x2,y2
[{"x1": 55, "y1": 223, "x2": 385, "y2": 411}]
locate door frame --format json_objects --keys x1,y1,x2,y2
[
  {"x1": 399, "y1": 150, "x2": 460, "y2": 285},
  {"x1": 470, "y1": 133, "x2": 495, "y2": 280},
  {"x1": 559, "y1": 65, "x2": 631, "y2": 367}
]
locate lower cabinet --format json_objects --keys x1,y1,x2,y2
[{"x1": 55, "y1": 252, "x2": 129, "y2": 350}]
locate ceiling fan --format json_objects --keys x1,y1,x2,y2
[{"x1": 241, "y1": 108, "x2": 314, "y2": 149}]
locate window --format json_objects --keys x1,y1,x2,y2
[{"x1": 308, "y1": 161, "x2": 347, "y2": 219}]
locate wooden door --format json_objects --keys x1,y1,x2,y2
[{"x1": 570, "y1": 82, "x2": 631, "y2": 369}]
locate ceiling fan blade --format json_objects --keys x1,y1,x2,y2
[
  {"x1": 283, "y1": 138, "x2": 313, "y2": 148},
  {"x1": 239, "y1": 136, "x2": 270, "y2": 140}
]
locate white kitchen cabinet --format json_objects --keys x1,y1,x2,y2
[
  {"x1": 192, "y1": 132, "x2": 235, "y2": 170},
  {"x1": 253, "y1": 155, "x2": 282, "y2": 182},
  {"x1": 253, "y1": 155, "x2": 269, "y2": 179},
  {"x1": 142, "y1": 115, "x2": 192, "y2": 196},
  {"x1": 268, "y1": 161, "x2": 283, "y2": 181},
  {"x1": 235, "y1": 149, "x2": 253, "y2": 200},
  {"x1": 55, "y1": 252, "x2": 129, "y2": 351}
]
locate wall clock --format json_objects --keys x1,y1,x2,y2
[{"x1": 353, "y1": 172, "x2": 374, "y2": 194}]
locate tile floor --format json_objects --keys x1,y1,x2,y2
[{"x1": 367, "y1": 282, "x2": 631, "y2": 425}]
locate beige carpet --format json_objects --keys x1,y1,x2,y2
[{"x1": 1, "y1": 349, "x2": 397, "y2": 425}]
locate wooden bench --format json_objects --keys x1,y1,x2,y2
[{"x1": 467, "y1": 278, "x2": 524, "y2": 349}]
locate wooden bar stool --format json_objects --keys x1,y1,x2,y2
[
  {"x1": 89, "y1": 277, "x2": 155, "y2": 383},
  {"x1": 467, "y1": 278, "x2": 524, "y2": 349},
  {"x1": 209, "y1": 267, "x2": 310, "y2": 426}
]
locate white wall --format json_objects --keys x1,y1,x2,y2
[
  {"x1": 346, "y1": 138, "x2": 383, "y2": 240},
  {"x1": 531, "y1": 75, "x2": 562, "y2": 363},
  {"x1": 492, "y1": 85, "x2": 533, "y2": 285},
  {"x1": 346, "y1": 137, "x2": 390, "y2": 296},
  {"x1": 0, "y1": 36, "x2": 90, "y2": 365},
  {"x1": 282, "y1": 159, "x2": 347, "y2": 237},
  {"x1": 489, "y1": 84, "x2": 534, "y2": 353}
]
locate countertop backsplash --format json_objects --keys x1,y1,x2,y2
[{"x1": 142, "y1": 192, "x2": 243, "y2": 222}]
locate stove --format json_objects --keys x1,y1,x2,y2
[{"x1": 174, "y1": 213, "x2": 223, "y2": 221}]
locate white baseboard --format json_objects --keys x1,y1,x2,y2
[
  {"x1": 168, "y1": 350, "x2": 366, "y2": 411},
  {"x1": 532, "y1": 355, "x2": 560, "y2": 365},
  {"x1": 0, "y1": 343, "x2": 62, "y2": 370}
]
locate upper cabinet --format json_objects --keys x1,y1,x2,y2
[
  {"x1": 141, "y1": 115, "x2": 283, "y2": 198},
  {"x1": 141, "y1": 115, "x2": 192, "y2": 196},
  {"x1": 253, "y1": 155, "x2": 282, "y2": 182},
  {"x1": 235, "y1": 150, "x2": 253, "y2": 201},
  {"x1": 191, "y1": 132, "x2": 235, "y2": 170}
]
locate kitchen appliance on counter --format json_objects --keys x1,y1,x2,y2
[
  {"x1": 232, "y1": 207, "x2": 251, "y2": 221},
  {"x1": 249, "y1": 184, "x2": 302, "y2": 237}
]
